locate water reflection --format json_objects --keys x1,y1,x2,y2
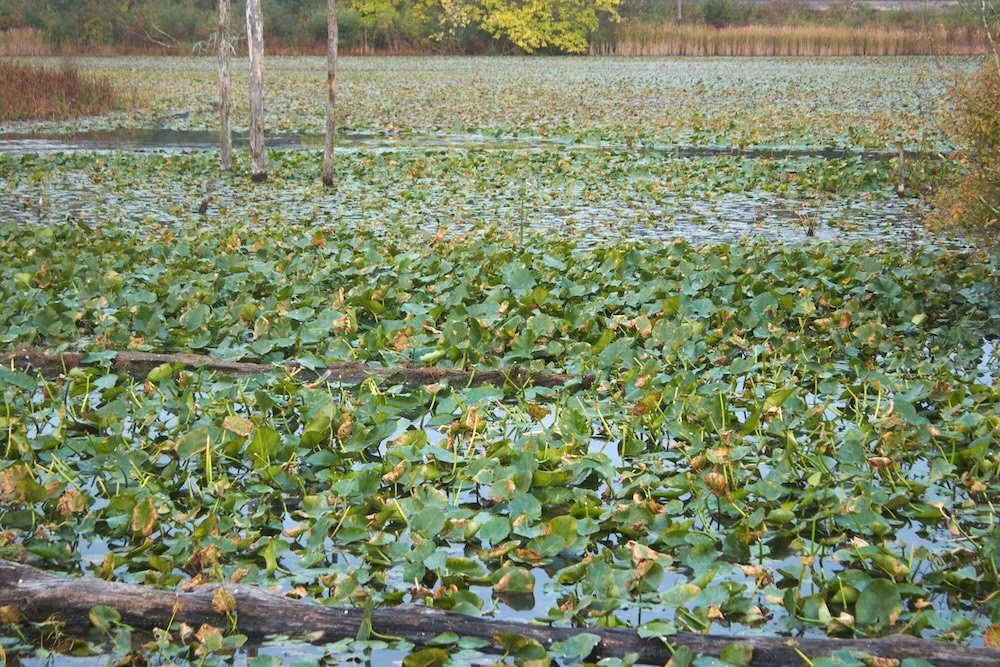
[{"x1": 0, "y1": 129, "x2": 940, "y2": 160}]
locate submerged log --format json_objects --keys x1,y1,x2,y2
[
  {"x1": 1, "y1": 562, "x2": 996, "y2": 667},
  {"x1": 2, "y1": 349, "x2": 594, "y2": 391}
]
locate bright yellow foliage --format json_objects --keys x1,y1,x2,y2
[
  {"x1": 414, "y1": 0, "x2": 620, "y2": 53},
  {"x1": 480, "y1": 0, "x2": 619, "y2": 53}
]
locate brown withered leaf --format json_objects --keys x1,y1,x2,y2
[
  {"x1": 392, "y1": 331, "x2": 410, "y2": 351},
  {"x1": 526, "y1": 403, "x2": 550, "y2": 421},
  {"x1": 0, "y1": 605, "x2": 22, "y2": 625},
  {"x1": 211, "y1": 588, "x2": 236, "y2": 615},
  {"x1": 382, "y1": 461, "x2": 407, "y2": 484},
  {"x1": 130, "y1": 498, "x2": 158, "y2": 538},
  {"x1": 188, "y1": 544, "x2": 221, "y2": 573},
  {"x1": 222, "y1": 415, "x2": 255, "y2": 438},
  {"x1": 337, "y1": 412, "x2": 354, "y2": 439},
  {"x1": 56, "y1": 489, "x2": 86, "y2": 517},
  {"x1": 862, "y1": 658, "x2": 899, "y2": 667},
  {"x1": 705, "y1": 471, "x2": 729, "y2": 497}
]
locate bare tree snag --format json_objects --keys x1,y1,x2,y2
[
  {"x1": 218, "y1": 0, "x2": 232, "y2": 172},
  {"x1": 322, "y1": 0, "x2": 338, "y2": 187},
  {"x1": 896, "y1": 142, "x2": 907, "y2": 198},
  {"x1": 677, "y1": 0, "x2": 683, "y2": 22},
  {"x1": 197, "y1": 178, "x2": 218, "y2": 215},
  {"x1": 1, "y1": 562, "x2": 997, "y2": 667},
  {"x1": 2, "y1": 349, "x2": 594, "y2": 391},
  {"x1": 246, "y1": 0, "x2": 267, "y2": 183}
]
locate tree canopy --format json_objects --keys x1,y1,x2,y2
[{"x1": 0, "y1": 0, "x2": 621, "y2": 53}]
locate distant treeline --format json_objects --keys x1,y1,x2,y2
[{"x1": 0, "y1": 0, "x2": 993, "y2": 54}]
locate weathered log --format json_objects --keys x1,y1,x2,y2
[
  {"x1": 1, "y1": 562, "x2": 996, "y2": 667},
  {"x1": 218, "y1": 0, "x2": 232, "y2": 172},
  {"x1": 1, "y1": 349, "x2": 594, "y2": 391},
  {"x1": 321, "y1": 0, "x2": 338, "y2": 188},
  {"x1": 245, "y1": 0, "x2": 266, "y2": 183}
]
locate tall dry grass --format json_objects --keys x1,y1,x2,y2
[
  {"x1": 0, "y1": 28, "x2": 51, "y2": 56},
  {"x1": 0, "y1": 60, "x2": 121, "y2": 121},
  {"x1": 593, "y1": 23, "x2": 990, "y2": 57}
]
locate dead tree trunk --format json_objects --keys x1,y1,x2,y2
[
  {"x1": 246, "y1": 0, "x2": 266, "y2": 183},
  {"x1": 218, "y1": 0, "x2": 232, "y2": 172},
  {"x1": 1, "y1": 562, "x2": 998, "y2": 667},
  {"x1": 677, "y1": 0, "x2": 683, "y2": 22},
  {"x1": 321, "y1": 0, "x2": 338, "y2": 187},
  {"x1": 896, "y1": 142, "x2": 907, "y2": 197},
  {"x1": 2, "y1": 348, "x2": 595, "y2": 391}
]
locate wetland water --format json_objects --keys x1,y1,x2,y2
[
  {"x1": 1, "y1": 56, "x2": 994, "y2": 666},
  {"x1": 0, "y1": 129, "x2": 932, "y2": 160},
  {"x1": 0, "y1": 129, "x2": 951, "y2": 248}
]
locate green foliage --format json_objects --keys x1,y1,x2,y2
[
  {"x1": 0, "y1": 214, "x2": 998, "y2": 663},
  {"x1": 2, "y1": 0, "x2": 982, "y2": 53},
  {"x1": 701, "y1": 0, "x2": 750, "y2": 28},
  {"x1": 0, "y1": 0, "x2": 620, "y2": 53}
]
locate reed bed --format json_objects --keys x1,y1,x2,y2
[
  {"x1": 594, "y1": 23, "x2": 989, "y2": 57},
  {"x1": 0, "y1": 60, "x2": 121, "y2": 121},
  {"x1": 0, "y1": 28, "x2": 51, "y2": 56}
]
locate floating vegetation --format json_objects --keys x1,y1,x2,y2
[
  {"x1": 0, "y1": 218, "x2": 997, "y2": 664},
  {"x1": 0, "y1": 56, "x2": 966, "y2": 152},
  {"x1": 0, "y1": 53, "x2": 997, "y2": 666},
  {"x1": 0, "y1": 148, "x2": 949, "y2": 247}
]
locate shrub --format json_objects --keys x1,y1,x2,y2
[
  {"x1": 0, "y1": 60, "x2": 122, "y2": 121},
  {"x1": 701, "y1": 0, "x2": 751, "y2": 28},
  {"x1": 931, "y1": 63, "x2": 1000, "y2": 245}
]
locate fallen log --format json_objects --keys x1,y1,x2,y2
[
  {"x1": 2, "y1": 348, "x2": 594, "y2": 391},
  {"x1": 1, "y1": 562, "x2": 996, "y2": 667}
]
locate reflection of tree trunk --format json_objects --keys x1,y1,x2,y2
[
  {"x1": 3, "y1": 348, "x2": 595, "y2": 391},
  {"x1": 2, "y1": 562, "x2": 998, "y2": 667},
  {"x1": 218, "y1": 0, "x2": 232, "y2": 172},
  {"x1": 246, "y1": 0, "x2": 266, "y2": 183},
  {"x1": 322, "y1": 0, "x2": 338, "y2": 187}
]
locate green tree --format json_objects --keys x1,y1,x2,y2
[{"x1": 413, "y1": 0, "x2": 482, "y2": 45}]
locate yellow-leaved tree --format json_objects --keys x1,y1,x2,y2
[
  {"x1": 480, "y1": 0, "x2": 619, "y2": 53},
  {"x1": 415, "y1": 0, "x2": 619, "y2": 53}
]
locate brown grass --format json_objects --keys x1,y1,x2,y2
[
  {"x1": 0, "y1": 28, "x2": 51, "y2": 56},
  {"x1": 0, "y1": 60, "x2": 122, "y2": 121},
  {"x1": 594, "y1": 23, "x2": 990, "y2": 57}
]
